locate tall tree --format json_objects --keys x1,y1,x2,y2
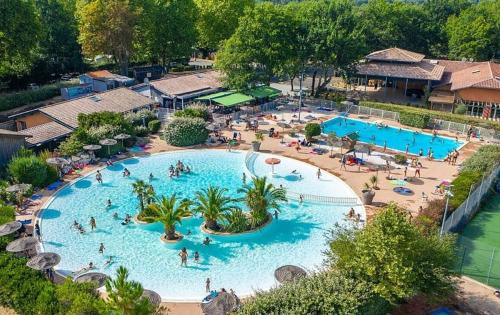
[
  {"x1": 216, "y1": 2, "x2": 298, "y2": 89},
  {"x1": 76, "y1": 0, "x2": 140, "y2": 75},
  {"x1": 0, "y1": 0, "x2": 42, "y2": 77},
  {"x1": 35, "y1": 0, "x2": 84, "y2": 75},
  {"x1": 104, "y1": 266, "x2": 156, "y2": 315},
  {"x1": 195, "y1": 0, "x2": 254, "y2": 54},
  {"x1": 138, "y1": 0, "x2": 198, "y2": 67},
  {"x1": 445, "y1": 0, "x2": 499, "y2": 61}
]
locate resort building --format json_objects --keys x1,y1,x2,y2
[
  {"x1": 79, "y1": 70, "x2": 135, "y2": 92},
  {"x1": 149, "y1": 70, "x2": 222, "y2": 109},
  {"x1": 431, "y1": 61, "x2": 500, "y2": 118},
  {"x1": 0, "y1": 129, "x2": 30, "y2": 165},
  {"x1": 9, "y1": 88, "x2": 155, "y2": 148},
  {"x1": 355, "y1": 48, "x2": 500, "y2": 119}
]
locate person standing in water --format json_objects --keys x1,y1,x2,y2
[
  {"x1": 206, "y1": 278, "x2": 211, "y2": 293},
  {"x1": 90, "y1": 217, "x2": 96, "y2": 231},
  {"x1": 242, "y1": 172, "x2": 246, "y2": 184},
  {"x1": 96, "y1": 171, "x2": 103, "y2": 184},
  {"x1": 98, "y1": 243, "x2": 105, "y2": 254},
  {"x1": 179, "y1": 248, "x2": 188, "y2": 266}
]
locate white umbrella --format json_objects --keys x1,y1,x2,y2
[
  {"x1": 26, "y1": 252, "x2": 61, "y2": 270},
  {"x1": 0, "y1": 221, "x2": 22, "y2": 237},
  {"x1": 142, "y1": 289, "x2": 162, "y2": 305},
  {"x1": 99, "y1": 139, "x2": 118, "y2": 156},
  {"x1": 83, "y1": 144, "x2": 102, "y2": 151},
  {"x1": 74, "y1": 272, "x2": 109, "y2": 289},
  {"x1": 46, "y1": 157, "x2": 69, "y2": 166},
  {"x1": 6, "y1": 237, "x2": 38, "y2": 252},
  {"x1": 274, "y1": 265, "x2": 306, "y2": 283},
  {"x1": 6, "y1": 183, "x2": 31, "y2": 193},
  {"x1": 114, "y1": 133, "x2": 131, "y2": 147}
]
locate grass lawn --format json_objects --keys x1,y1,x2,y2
[{"x1": 457, "y1": 192, "x2": 500, "y2": 288}]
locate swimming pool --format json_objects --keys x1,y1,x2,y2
[
  {"x1": 39, "y1": 150, "x2": 363, "y2": 301},
  {"x1": 322, "y1": 117, "x2": 464, "y2": 159}
]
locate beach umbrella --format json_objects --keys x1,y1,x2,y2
[
  {"x1": 354, "y1": 144, "x2": 370, "y2": 160},
  {"x1": 265, "y1": 158, "x2": 281, "y2": 174},
  {"x1": 200, "y1": 291, "x2": 237, "y2": 315},
  {"x1": 46, "y1": 157, "x2": 69, "y2": 166},
  {"x1": 71, "y1": 156, "x2": 82, "y2": 163},
  {"x1": 369, "y1": 164, "x2": 386, "y2": 178},
  {"x1": 0, "y1": 221, "x2": 22, "y2": 237},
  {"x1": 274, "y1": 265, "x2": 306, "y2": 283},
  {"x1": 114, "y1": 133, "x2": 131, "y2": 147},
  {"x1": 26, "y1": 252, "x2": 61, "y2": 270},
  {"x1": 74, "y1": 272, "x2": 109, "y2": 289},
  {"x1": 142, "y1": 289, "x2": 162, "y2": 305},
  {"x1": 6, "y1": 237, "x2": 38, "y2": 253},
  {"x1": 277, "y1": 121, "x2": 291, "y2": 132},
  {"x1": 83, "y1": 144, "x2": 102, "y2": 151},
  {"x1": 6, "y1": 183, "x2": 31, "y2": 193},
  {"x1": 99, "y1": 139, "x2": 118, "y2": 156},
  {"x1": 206, "y1": 124, "x2": 220, "y2": 132}
]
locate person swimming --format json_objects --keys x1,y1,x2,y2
[
  {"x1": 194, "y1": 251, "x2": 200, "y2": 263},
  {"x1": 106, "y1": 199, "x2": 112, "y2": 208},
  {"x1": 122, "y1": 168, "x2": 130, "y2": 177},
  {"x1": 203, "y1": 237, "x2": 212, "y2": 245},
  {"x1": 112, "y1": 212, "x2": 118, "y2": 219},
  {"x1": 103, "y1": 256, "x2": 114, "y2": 268},
  {"x1": 149, "y1": 173, "x2": 154, "y2": 181},
  {"x1": 121, "y1": 214, "x2": 131, "y2": 225}
]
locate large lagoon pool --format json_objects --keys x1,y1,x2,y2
[
  {"x1": 322, "y1": 117, "x2": 464, "y2": 159},
  {"x1": 40, "y1": 150, "x2": 363, "y2": 301}
]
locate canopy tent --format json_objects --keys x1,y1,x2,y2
[
  {"x1": 246, "y1": 86, "x2": 282, "y2": 99},
  {"x1": 211, "y1": 93, "x2": 254, "y2": 107},
  {"x1": 195, "y1": 91, "x2": 234, "y2": 101}
]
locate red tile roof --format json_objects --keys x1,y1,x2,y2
[
  {"x1": 86, "y1": 70, "x2": 114, "y2": 79},
  {"x1": 448, "y1": 62, "x2": 500, "y2": 91},
  {"x1": 366, "y1": 48, "x2": 425, "y2": 63}
]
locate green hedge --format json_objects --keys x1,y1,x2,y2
[
  {"x1": 0, "y1": 81, "x2": 77, "y2": 112},
  {"x1": 359, "y1": 101, "x2": 500, "y2": 131},
  {"x1": 148, "y1": 119, "x2": 161, "y2": 133},
  {"x1": 173, "y1": 104, "x2": 210, "y2": 121},
  {"x1": 399, "y1": 112, "x2": 431, "y2": 128},
  {"x1": 163, "y1": 117, "x2": 208, "y2": 147},
  {"x1": 450, "y1": 171, "x2": 483, "y2": 209},
  {"x1": 239, "y1": 270, "x2": 390, "y2": 314},
  {"x1": 7, "y1": 155, "x2": 58, "y2": 188}
]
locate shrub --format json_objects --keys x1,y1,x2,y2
[
  {"x1": 454, "y1": 104, "x2": 467, "y2": 115},
  {"x1": 399, "y1": 112, "x2": 431, "y2": 128},
  {"x1": 8, "y1": 156, "x2": 48, "y2": 188},
  {"x1": 449, "y1": 171, "x2": 483, "y2": 209},
  {"x1": 394, "y1": 154, "x2": 407, "y2": 165},
  {"x1": 59, "y1": 134, "x2": 85, "y2": 156},
  {"x1": 224, "y1": 209, "x2": 249, "y2": 233},
  {"x1": 239, "y1": 270, "x2": 390, "y2": 314},
  {"x1": 134, "y1": 125, "x2": 150, "y2": 137},
  {"x1": 147, "y1": 119, "x2": 161, "y2": 133},
  {"x1": 86, "y1": 124, "x2": 122, "y2": 143},
  {"x1": 163, "y1": 117, "x2": 208, "y2": 147},
  {"x1": 359, "y1": 101, "x2": 500, "y2": 131},
  {"x1": 415, "y1": 198, "x2": 446, "y2": 235},
  {"x1": 173, "y1": 104, "x2": 210, "y2": 121},
  {"x1": 304, "y1": 123, "x2": 321, "y2": 140},
  {"x1": 460, "y1": 145, "x2": 500, "y2": 174},
  {"x1": 125, "y1": 109, "x2": 157, "y2": 126},
  {"x1": 0, "y1": 203, "x2": 15, "y2": 249}
]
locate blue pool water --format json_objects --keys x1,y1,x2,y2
[
  {"x1": 322, "y1": 117, "x2": 464, "y2": 159},
  {"x1": 40, "y1": 150, "x2": 362, "y2": 301}
]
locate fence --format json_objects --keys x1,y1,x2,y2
[
  {"x1": 301, "y1": 98, "x2": 499, "y2": 141},
  {"x1": 441, "y1": 164, "x2": 500, "y2": 234},
  {"x1": 456, "y1": 236, "x2": 500, "y2": 287}
]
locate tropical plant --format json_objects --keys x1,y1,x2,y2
[
  {"x1": 104, "y1": 266, "x2": 156, "y2": 315},
  {"x1": 163, "y1": 117, "x2": 208, "y2": 147},
  {"x1": 254, "y1": 132, "x2": 264, "y2": 143},
  {"x1": 369, "y1": 175, "x2": 379, "y2": 189},
  {"x1": 173, "y1": 104, "x2": 211, "y2": 121},
  {"x1": 238, "y1": 177, "x2": 287, "y2": 228},
  {"x1": 224, "y1": 209, "x2": 249, "y2": 233},
  {"x1": 132, "y1": 180, "x2": 155, "y2": 213},
  {"x1": 143, "y1": 195, "x2": 191, "y2": 240},
  {"x1": 193, "y1": 186, "x2": 237, "y2": 231},
  {"x1": 394, "y1": 154, "x2": 407, "y2": 165}
]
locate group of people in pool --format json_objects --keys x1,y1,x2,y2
[
  {"x1": 178, "y1": 237, "x2": 213, "y2": 266},
  {"x1": 168, "y1": 160, "x2": 191, "y2": 178}
]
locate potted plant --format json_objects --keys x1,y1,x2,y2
[
  {"x1": 361, "y1": 177, "x2": 377, "y2": 205},
  {"x1": 252, "y1": 132, "x2": 264, "y2": 151}
]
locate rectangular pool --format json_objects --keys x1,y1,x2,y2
[{"x1": 322, "y1": 117, "x2": 464, "y2": 159}]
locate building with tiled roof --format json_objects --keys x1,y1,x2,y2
[
  {"x1": 431, "y1": 61, "x2": 500, "y2": 118},
  {"x1": 149, "y1": 70, "x2": 222, "y2": 109},
  {"x1": 356, "y1": 47, "x2": 445, "y2": 100},
  {"x1": 79, "y1": 70, "x2": 135, "y2": 93}
]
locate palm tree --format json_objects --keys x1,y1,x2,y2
[
  {"x1": 144, "y1": 185, "x2": 156, "y2": 205},
  {"x1": 104, "y1": 266, "x2": 155, "y2": 315},
  {"x1": 132, "y1": 180, "x2": 148, "y2": 212},
  {"x1": 193, "y1": 186, "x2": 237, "y2": 231},
  {"x1": 238, "y1": 176, "x2": 287, "y2": 227},
  {"x1": 143, "y1": 195, "x2": 191, "y2": 240}
]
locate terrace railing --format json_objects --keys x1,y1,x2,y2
[{"x1": 287, "y1": 192, "x2": 360, "y2": 206}]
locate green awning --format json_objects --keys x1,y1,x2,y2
[
  {"x1": 195, "y1": 91, "x2": 234, "y2": 101},
  {"x1": 212, "y1": 93, "x2": 254, "y2": 107},
  {"x1": 246, "y1": 86, "x2": 282, "y2": 99}
]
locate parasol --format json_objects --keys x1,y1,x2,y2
[
  {"x1": 200, "y1": 291, "x2": 237, "y2": 315},
  {"x1": 142, "y1": 289, "x2": 162, "y2": 305},
  {"x1": 71, "y1": 156, "x2": 82, "y2": 163},
  {"x1": 26, "y1": 252, "x2": 61, "y2": 270},
  {"x1": 99, "y1": 139, "x2": 118, "y2": 156},
  {"x1": 114, "y1": 133, "x2": 131, "y2": 147},
  {"x1": 265, "y1": 158, "x2": 281, "y2": 174},
  {"x1": 354, "y1": 144, "x2": 370, "y2": 160},
  {"x1": 274, "y1": 265, "x2": 306, "y2": 283},
  {"x1": 0, "y1": 221, "x2": 22, "y2": 237},
  {"x1": 6, "y1": 183, "x2": 31, "y2": 193},
  {"x1": 46, "y1": 157, "x2": 69, "y2": 166},
  {"x1": 380, "y1": 155, "x2": 395, "y2": 178},
  {"x1": 83, "y1": 144, "x2": 102, "y2": 151},
  {"x1": 74, "y1": 272, "x2": 109, "y2": 288},
  {"x1": 6, "y1": 237, "x2": 38, "y2": 253}
]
